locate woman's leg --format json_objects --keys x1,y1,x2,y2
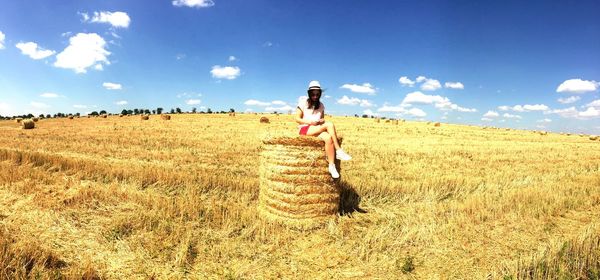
[
  {"x1": 318, "y1": 132, "x2": 335, "y2": 164},
  {"x1": 323, "y1": 121, "x2": 342, "y2": 150}
]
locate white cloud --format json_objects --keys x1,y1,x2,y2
[
  {"x1": 336, "y1": 95, "x2": 373, "y2": 107},
  {"x1": 401, "y1": 91, "x2": 475, "y2": 113},
  {"x1": 398, "y1": 76, "x2": 415, "y2": 87},
  {"x1": 210, "y1": 65, "x2": 240, "y2": 80},
  {"x1": 73, "y1": 104, "x2": 87, "y2": 109},
  {"x1": 557, "y1": 96, "x2": 581, "y2": 104},
  {"x1": 502, "y1": 113, "x2": 522, "y2": 119},
  {"x1": 0, "y1": 31, "x2": 5, "y2": 49},
  {"x1": 186, "y1": 99, "x2": 201, "y2": 105},
  {"x1": 82, "y1": 11, "x2": 131, "y2": 28},
  {"x1": 244, "y1": 108, "x2": 253, "y2": 113},
  {"x1": 173, "y1": 0, "x2": 215, "y2": 8},
  {"x1": 363, "y1": 109, "x2": 377, "y2": 116},
  {"x1": 54, "y1": 33, "x2": 110, "y2": 73},
  {"x1": 481, "y1": 117, "x2": 493, "y2": 122},
  {"x1": 377, "y1": 104, "x2": 409, "y2": 113},
  {"x1": 228, "y1": 55, "x2": 237, "y2": 61},
  {"x1": 556, "y1": 79, "x2": 599, "y2": 94},
  {"x1": 420, "y1": 78, "x2": 442, "y2": 91},
  {"x1": 115, "y1": 100, "x2": 128, "y2": 105},
  {"x1": 585, "y1": 99, "x2": 600, "y2": 108},
  {"x1": 340, "y1": 83, "x2": 376, "y2": 95},
  {"x1": 537, "y1": 118, "x2": 552, "y2": 123},
  {"x1": 579, "y1": 107, "x2": 600, "y2": 117},
  {"x1": 266, "y1": 105, "x2": 293, "y2": 112},
  {"x1": 444, "y1": 82, "x2": 464, "y2": 89},
  {"x1": 271, "y1": 100, "x2": 286, "y2": 105},
  {"x1": 483, "y1": 110, "x2": 499, "y2": 118},
  {"x1": 406, "y1": 108, "x2": 426, "y2": 117},
  {"x1": 40, "y1": 92, "x2": 59, "y2": 98},
  {"x1": 512, "y1": 104, "x2": 549, "y2": 112},
  {"x1": 244, "y1": 99, "x2": 270, "y2": 106},
  {"x1": 498, "y1": 105, "x2": 510, "y2": 111},
  {"x1": 15, "y1": 42, "x2": 55, "y2": 59},
  {"x1": 102, "y1": 82, "x2": 122, "y2": 90},
  {"x1": 263, "y1": 41, "x2": 273, "y2": 47},
  {"x1": 416, "y1": 76, "x2": 427, "y2": 83},
  {"x1": 30, "y1": 101, "x2": 50, "y2": 109}
]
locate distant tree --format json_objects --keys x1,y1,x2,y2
[
  {"x1": 127, "y1": 110, "x2": 133, "y2": 115},
  {"x1": 90, "y1": 111, "x2": 99, "y2": 116},
  {"x1": 207, "y1": 108, "x2": 212, "y2": 114},
  {"x1": 229, "y1": 108, "x2": 235, "y2": 113},
  {"x1": 176, "y1": 107, "x2": 182, "y2": 114},
  {"x1": 273, "y1": 111, "x2": 278, "y2": 114},
  {"x1": 169, "y1": 108, "x2": 174, "y2": 114},
  {"x1": 38, "y1": 114, "x2": 45, "y2": 118},
  {"x1": 46, "y1": 114, "x2": 51, "y2": 118},
  {"x1": 121, "y1": 109, "x2": 128, "y2": 115},
  {"x1": 75, "y1": 112, "x2": 80, "y2": 117},
  {"x1": 152, "y1": 110, "x2": 156, "y2": 115},
  {"x1": 99, "y1": 110, "x2": 107, "y2": 115},
  {"x1": 192, "y1": 107, "x2": 197, "y2": 113},
  {"x1": 157, "y1": 107, "x2": 163, "y2": 114},
  {"x1": 362, "y1": 114, "x2": 368, "y2": 118},
  {"x1": 144, "y1": 109, "x2": 151, "y2": 115},
  {"x1": 133, "y1": 109, "x2": 139, "y2": 115}
]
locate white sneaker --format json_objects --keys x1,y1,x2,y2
[
  {"x1": 328, "y1": 164, "x2": 340, "y2": 179},
  {"x1": 336, "y1": 149, "x2": 352, "y2": 161}
]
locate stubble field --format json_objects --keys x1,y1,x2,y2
[{"x1": 0, "y1": 113, "x2": 599, "y2": 279}]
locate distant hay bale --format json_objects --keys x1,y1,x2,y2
[
  {"x1": 119, "y1": 114, "x2": 124, "y2": 117},
  {"x1": 385, "y1": 119, "x2": 390, "y2": 123},
  {"x1": 258, "y1": 136, "x2": 341, "y2": 229},
  {"x1": 375, "y1": 118, "x2": 380, "y2": 123},
  {"x1": 101, "y1": 114, "x2": 107, "y2": 118},
  {"x1": 434, "y1": 122, "x2": 441, "y2": 127},
  {"x1": 32, "y1": 117, "x2": 39, "y2": 122},
  {"x1": 161, "y1": 114, "x2": 171, "y2": 120},
  {"x1": 22, "y1": 119, "x2": 35, "y2": 129},
  {"x1": 566, "y1": 133, "x2": 571, "y2": 136},
  {"x1": 590, "y1": 135, "x2": 599, "y2": 141},
  {"x1": 68, "y1": 116, "x2": 73, "y2": 119},
  {"x1": 393, "y1": 120, "x2": 399, "y2": 125},
  {"x1": 260, "y1": 116, "x2": 270, "y2": 123},
  {"x1": 539, "y1": 131, "x2": 547, "y2": 136},
  {"x1": 141, "y1": 115, "x2": 149, "y2": 120},
  {"x1": 229, "y1": 112, "x2": 236, "y2": 117},
  {"x1": 16, "y1": 118, "x2": 23, "y2": 123}
]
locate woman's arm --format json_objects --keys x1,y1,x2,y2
[{"x1": 296, "y1": 108, "x2": 317, "y2": 125}]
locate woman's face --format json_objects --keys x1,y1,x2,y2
[{"x1": 309, "y1": 89, "x2": 321, "y2": 102}]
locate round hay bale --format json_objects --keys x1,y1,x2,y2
[
  {"x1": 590, "y1": 135, "x2": 599, "y2": 141},
  {"x1": 22, "y1": 119, "x2": 35, "y2": 129},
  {"x1": 258, "y1": 136, "x2": 341, "y2": 229},
  {"x1": 141, "y1": 115, "x2": 149, "y2": 120},
  {"x1": 434, "y1": 122, "x2": 441, "y2": 127},
  {"x1": 32, "y1": 117, "x2": 39, "y2": 122},
  {"x1": 119, "y1": 114, "x2": 124, "y2": 117},
  {"x1": 15, "y1": 118, "x2": 23, "y2": 123},
  {"x1": 375, "y1": 118, "x2": 380, "y2": 123},
  {"x1": 393, "y1": 120, "x2": 399, "y2": 125},
  {"x1": 229, "y1": 112, "x2": 236, "y2": 117},
  {"x1": 385, "y1": 119, "x2": 390, "y2": 123},
  {"x1": 539, "y1": 131, "x2": 547, "y2": 136},
  {"x1": 161, "y1": 114, "x2": 171, "y2": 120},
  {"x1": 260, "y1": 116, "x2": 270, "y2": 123},
  {"x1": 68, "y1": 116, "x2": 74, "y2": 119},
  {"x1": 101, "y1": 114, "x2": 107, "y2": 118}
]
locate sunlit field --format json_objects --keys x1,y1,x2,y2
[{"x1": 1, "y1": 113, "x2": 599, "y2": 279}]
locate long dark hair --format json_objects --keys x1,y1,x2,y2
[{"x1": 307, "y1": 89, "x2": 322, "y2": 110}]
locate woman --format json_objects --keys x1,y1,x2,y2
[{"x1": 296, "y1": 80, "x2": 351, "y2": 178}]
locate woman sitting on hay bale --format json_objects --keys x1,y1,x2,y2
[{"x1": 296, "y1": 80, "x2": 352, "y2": 178}]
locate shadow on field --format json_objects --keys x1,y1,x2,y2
[{"x1": 337, "y1": 180, "x2": 367, "y2": 216}]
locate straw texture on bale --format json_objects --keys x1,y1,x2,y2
[
  {"x1": 161, "y1": 114, "x2": 171, "y2": 120},
  {"x1": 260, "y1": 116, "x2": 270, "y2": 123},
  {"x1": 258, "y1": 136, "x2": 341, "y2": 229},
  {"x1": 141, "y1": 115, "x2": 149, "y2": 120},
  {"x1": 21, "y1": 119, "x2": 35, "y2": 129}
]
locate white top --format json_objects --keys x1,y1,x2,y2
[{"x1": 297, "y1": 98, "x2": 324, "y2": 128}]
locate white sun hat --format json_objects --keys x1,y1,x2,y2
[{"x1": 308, "y1": 80, "x2": 322, "y2": 90}]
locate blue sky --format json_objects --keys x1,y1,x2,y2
[{"x1": 1, "y1": 0, "x2": 599, "y2": 133}]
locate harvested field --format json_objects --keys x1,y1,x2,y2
[{"x1": 0, "y1": 113, "x2": 599, "y2": 279}]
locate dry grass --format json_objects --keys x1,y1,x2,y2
[{"x1": 0, "y1": 114, "x2": 599, "y2": 279}]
